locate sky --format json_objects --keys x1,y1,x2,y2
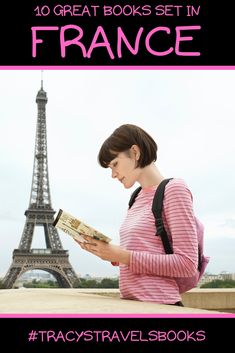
[{"x1": 0, "y1": 69, "x2": 235, "y2": 279}]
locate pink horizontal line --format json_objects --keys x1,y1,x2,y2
[
  {"x1": 0, "y1": 313, "x2": 234, "y2": 318},
  {"x1": 1, "y1": 66, "x2": 235, "y2": 70}
]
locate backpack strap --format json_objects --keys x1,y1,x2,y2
[
  {"x1": 128, "y1": 186, "x2": 142, "y2": 209},
  {"x1": 129, "y1": 179, "x2": 202, "y2": 271},
  {"x1": 152, "y1": 178, "x2": 173, "y2": 254},
  {"x1": 129, "y1": 179, "x2": 173, "y2": 254}
]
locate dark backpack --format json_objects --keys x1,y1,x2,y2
[{"x1": 128, "y1": 178, "x2": 210, "y2": 293}]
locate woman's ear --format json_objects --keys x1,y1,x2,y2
[{"x1": 131, "y1": 145, "x2": 140, "y2": 161}]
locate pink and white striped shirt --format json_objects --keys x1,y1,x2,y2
[{"x1": 119, "y1": 178, "x2": 199, "y2": 304}]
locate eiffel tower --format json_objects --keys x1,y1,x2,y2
[{"x1": 2, "y1": 79, "x2": 79, "y2": 289}]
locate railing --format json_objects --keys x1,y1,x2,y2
[
  {"x1": 0, "y1": 287, "x2": 234, "y2": 314},
  {"x1": 13, "y1": 249, "x2": 69, "y2": 255},
  {"x1": 182, "y1": 288, "x2": 235, "y2": 313}
]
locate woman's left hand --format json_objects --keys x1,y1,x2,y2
[{"x1": 75, "y1": 236, "x2": 130, "y2": 265}]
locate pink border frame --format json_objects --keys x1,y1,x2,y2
[
  {"x1": 0, "y1": 64, "x2": 234, "y2": 319},
  {"x1": 1, "y1": 66, "x2": 235, "y2": 70},
  {"x1": 0, "y1": 313, "x2": 235, "y2": 318}
]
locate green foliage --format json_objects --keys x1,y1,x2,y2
[
  {"x1": 99, "y1": 278, "x2": 119, "y2": 288},
  {"x1": 201, "y1": 279, "x2": 235, "y2": 288},
  {"x1": 23, "y1": 280, "x2": 59, "y2": 288},
  {"x1": 73, "y1": 277, "x2": 119, "y2": 288},
  {"x1": 0, "y1": 277, "x2": 119, "y2": 289}
]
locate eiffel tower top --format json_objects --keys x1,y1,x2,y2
[
  {"x1": 36, "y1": 76, "x2": 48, "y2": 103},
  {"x1": 28, "y1": 78, "x2": 51, "y2": 210}
]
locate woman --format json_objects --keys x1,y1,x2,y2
[{"x1": 78, "y1": 124, "x2": 199, "y2": 305}]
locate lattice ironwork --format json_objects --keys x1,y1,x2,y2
[{"x1": 2, "y1": 82, "x2": 79, "y2": 289}]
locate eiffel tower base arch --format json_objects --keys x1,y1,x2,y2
[{"x1": 2, "y1": 250, "x2": 78, "y2": 289}]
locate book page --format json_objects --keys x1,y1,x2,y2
[{"x1": 53, "y1": 209, "x2": 112, "y2": 243}]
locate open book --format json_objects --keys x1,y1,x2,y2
[{"x1": 53, "y1": 209, "x2": 112, "y2": 243}]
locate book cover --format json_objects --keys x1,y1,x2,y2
[{"x1": 53, "y1": 209, "x2": 112, "y2": 243}]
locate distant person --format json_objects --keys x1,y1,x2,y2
[{"x1": 77, "y1": 124, "x2": 201, "y2": 306}]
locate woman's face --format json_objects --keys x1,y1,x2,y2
[{"x1": 108, "y1": 149, "x2": 140, "y2": 189}]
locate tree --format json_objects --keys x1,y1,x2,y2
[
  {"x1": 73, "y1": 278, "x2": 99, "y2": 288},
  {"x1": 201, "y1": 279, "x2": 235, "y2": 288},
  {"x1": 99, "y1": 278, "x2": 119, "y2": 288},
  {"x1": 23, "y1": 280, "x2": 58, "y2": 288},
  {"x1": 73, "y1": 277, "x2": 119, "y2": 288}
]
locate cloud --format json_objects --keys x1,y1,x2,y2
[
  {"x1": 205, "y1": 237, "x2": 235, "y2": 274},
  {"x1": 219, "y1": 219, "x2": 235, "y2": 230}
]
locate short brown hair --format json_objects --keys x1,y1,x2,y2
[{"x1": 98, "y1": 124, "x2": 158, "y2": 168}]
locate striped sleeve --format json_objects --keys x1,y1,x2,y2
[{"x1": 129, "y1": 179, "x2": 199, "y2": 277}]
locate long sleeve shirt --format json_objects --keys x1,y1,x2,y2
[{"x1": 119, "y1": 178, "x2": 199, "y2": 304}]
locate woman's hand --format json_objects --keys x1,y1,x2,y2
[{"x1": 75, "y1": 235, "x2": 130, "y2": 265}]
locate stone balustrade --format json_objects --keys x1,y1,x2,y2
[{"x1": 0, "y1": 288, "x2": 234, "y2": 314}]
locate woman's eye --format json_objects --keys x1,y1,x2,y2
[{"x1": 113, "y1": 162, "x2": 117, "y2": 167}]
